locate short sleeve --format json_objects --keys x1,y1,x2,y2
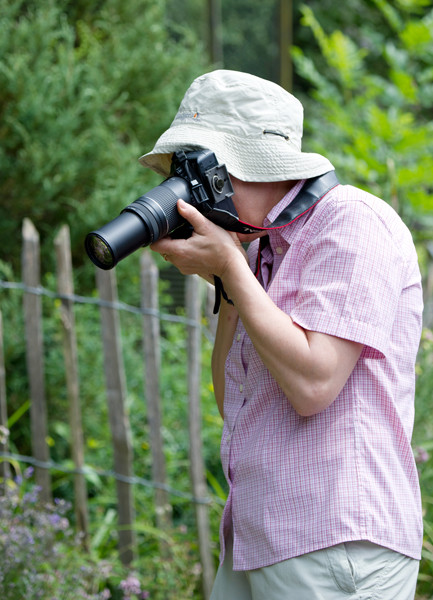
[{"x1": 290, "y1": 199, "x2": 405, "y2": 357}]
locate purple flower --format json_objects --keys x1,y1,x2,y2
[
  {"x1": 120, "y1": 574, "x2": 142, "y2": 595},
  {"x1": 48, "y1": 513, "x2": 62, "y2": 526},
  {"x1": 23, "y1": 466, "x2": 34, "y2": 479},
  {"x1": 23, "y1": 490, "x2": 39, "y2": 505},
  {"x1": 415, "y1": 446, "x2": 429, "y2": 464}
]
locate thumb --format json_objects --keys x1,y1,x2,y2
[{"x1": 177, "y1": 199, "x2": 209, "y2": 232}]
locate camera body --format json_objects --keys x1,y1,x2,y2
[
  {"x1": 85, "y1": 149, "x2": 236, "y2": 270},
  {"x1": 171, "y1": 149, "x2": 235, "y2": 214}
]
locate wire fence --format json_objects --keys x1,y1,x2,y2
[
  {"x1": 0, "y1": 279, "x2": 207, "y2": 330},
  {"x1": 0, "y1": 221, "x2": 219, "y2": 596},
  {"x1": 0, "y1": 280, "x2": 222, "y2": 533},
  {"x1": 0, "y1": 450, "x2": 223, "y2": 506}
]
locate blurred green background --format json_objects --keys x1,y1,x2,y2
[{"x1": 1, "y1": 1, "x2": 433, "y2": 598}]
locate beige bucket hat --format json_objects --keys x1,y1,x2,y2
[{"x1": 139, "y1": 69, "x2": 334, "y2": 182}]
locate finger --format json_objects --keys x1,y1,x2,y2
[{"x1": 150, "y1": 237, "x2": 178, "y2": 255}]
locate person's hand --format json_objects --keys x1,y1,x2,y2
[{"x1": 150, "y1": 199, "x2": 247, "y2": 284}]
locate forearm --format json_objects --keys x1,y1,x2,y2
[{"x1": 212, "y1": 301, "x2": 239, "y2": 418}]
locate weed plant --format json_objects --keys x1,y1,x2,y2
[
  {"x1": 0, "y1": 464, "x2": 205, "y2": 599},
  {"x1": 0, "y1": 467, "x2": 113, "y2": 599}
]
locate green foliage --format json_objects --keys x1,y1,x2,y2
[
  {"x1": 0, "y1": 468, "x2": 207, "y2": 598},
  {"x1": 0, "y1": 279, "x2": 222, "y2": 598},
  {"x1": 292, "y1": 1, "x2": 433, "y2": 225},
  {"x1": 0, "y1": 0, "x2": 206, "y2": 276},
  {"x1": 219, "y1": 0, "x2": 279, "y2": 81},
  {"x1": 2, "y1": 2, "x2": 433, "y2": 598},
  {"x1": 0, "y1": 470, "x2": 112, "y2": 599},
  {"x1": 0, "y1": 3, "x2": 216, "y2": 594},
  {"x1": 165, "y1": 0, "x2": 280, "y2": 81},
  {"x1": 413, "y1": 329, "x2": 433, "y2": 595},
  {"x1": 166, "y1": 0, "x2": 396, "y2": 92}
]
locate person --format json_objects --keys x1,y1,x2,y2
[{"x1": 139, "y1": 70, "x2": 423, "y2": 599}]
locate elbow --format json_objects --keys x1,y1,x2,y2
[{"x1": 288, "y1": 379, "x2": 337, "y2": 417}]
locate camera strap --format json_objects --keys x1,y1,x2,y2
[
  {"x1": 208, "y1": 170, "x2": 339, "y2": 235},
  {"x1": 212, "y1": 170, "x2": 339, "y2": 313}
]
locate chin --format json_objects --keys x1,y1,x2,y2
[{"x1": 236, "y1": 231, "x2": 267, "y2": 244}]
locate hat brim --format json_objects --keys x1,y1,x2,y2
[{"x1": 139, "y1": 124, "x2": 334, "y2": 182}]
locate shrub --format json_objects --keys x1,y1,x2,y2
[
  {"x1": 292, "y1": 1, "x2": 433, "y2": 226},
  {"x1": 413, "y1": 328, "x2": 433, "y2": 595},
  {"x1": 0, "y1": 0, "x2": 207, "y2": 276},
  {"x1": 0, "y1": 464, "x2": 205, "y2": 599},
  {"x1": 0, "y1": 467, "x2": 112, "y2": 599}
]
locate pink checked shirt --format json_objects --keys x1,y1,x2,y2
[{"x1": 220, "y1": 180, "x2": 423, "y2": 571}]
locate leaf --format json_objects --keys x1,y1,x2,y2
[
  {"x1": 400, "y1": 19, "x2": 433, "y2": 53},
  {"x1": 397, "y1": 159, "x2": 433, "y2": 188},
  {"x1": 390, "y1": 69, "x2": 417, "y2": 102},
  {"x1": 7, "y1": 400, "x2": 30, "y2": 428},
  {"x1": 291, "y1": 46, "x2": 328, "y2": 90},
  {"x1": 206, "y1": 469, "x2": 227, "y2": 503},
  {"x1": 370, "y1": 0, "x2": 403, "y2": 31},
  {"x1": 326, "y1": 30, "x2": 368, "y2": 89},
  {"x1": 299, "y1": 5, "x2": 367, "y2": 90},
  {"x1": 90, "y1": 507, "x2": 117, "y2": 551}
]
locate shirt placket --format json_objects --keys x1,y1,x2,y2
[
  {"x1": 226, "y1": 328, "x2": 248, "y2": 468},
  {"x1": 220, "y1": 321, "x2": 249, "y2": 544},
  {"x1": 259, "y1": 240, "x2": 287, "y2": 292}
]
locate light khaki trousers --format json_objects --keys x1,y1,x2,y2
[{"x1": 210, "y1": 540, "x2": 419, "y2": 600}]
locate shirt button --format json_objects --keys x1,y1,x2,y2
[
  {"x1": 276, "y1": 246, "x2": 283, "y2": 255},
  {"x1": 239, "y1": 384, "x2": 244, "y2": 392},
  {"x1": 236, "y1": 333, "x2": 241, "y2": 341}
]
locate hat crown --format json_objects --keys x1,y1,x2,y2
[
  {"x1": 139, "y1": 69, "x2": 334, "y2": 182},
  {"x1": 172, "y1": 70, "x2": 303, "y2": 150}
]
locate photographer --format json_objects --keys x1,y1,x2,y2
[{"x1": 142, "y1": 70, "x2": 423, "y2": 599}]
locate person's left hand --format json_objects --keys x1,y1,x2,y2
[{"x1": 150, "y1": 199, "x2": 247, "y2": 283}]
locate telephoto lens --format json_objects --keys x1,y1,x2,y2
[{"x1": 85, "y1": 176, "x2": 191, "y2": 269}]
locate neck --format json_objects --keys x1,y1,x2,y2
[{"x1": 249, "y1": 180, "x2": 299, "y2": 224}]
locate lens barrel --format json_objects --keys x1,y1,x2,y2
[{"x1": 85, "y1": 177, "x2": 191, "y2": 270}]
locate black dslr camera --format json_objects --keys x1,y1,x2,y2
[{"x1": 85, "y1": 149, "x2": 236, "y2": 270}]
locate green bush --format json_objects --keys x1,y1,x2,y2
[
  {"x1": 413, "y1": 328, "x2": 433, "y2": 595},
  {"x1": 0, "y1": 3, "x2": 216, "y2": 595},
  {"x1": 0, "y1": 467, "x2": 112, "y2": 599},
  {"x1": 0, "y1": 0, "x2": 207, "y2": 276},
  {"x1": 292, "y1": 0, "x2": 433, "y2": 227},
  {"x1": 0, "y1": 464, "x2": 208, "y2": 598}
]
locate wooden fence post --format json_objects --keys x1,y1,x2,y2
[
  {"x1": 54, "y1": 225, "x2": 90, "y2": 545},
  {"x1": 22, "y1": 218, "x2": 52, "y2": 502},
  {"x1": 96, "y1": 268, "x2": 135, "y2": 566},
  {"x1": 140, "y1": 251, "x2": 172, "y2": 530},
  {"x1": 186, "y1": 275, "x2": 215, "y2": 600},
  {"x1": 0, "y1": 310, "x2": 11, "y2": 484},
  {"x1": 204, "y1": 282, "x2": 218, "y2": 337},
  {"x1": 425, "y1": 244, "x2": 433, "y2": 327}
]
